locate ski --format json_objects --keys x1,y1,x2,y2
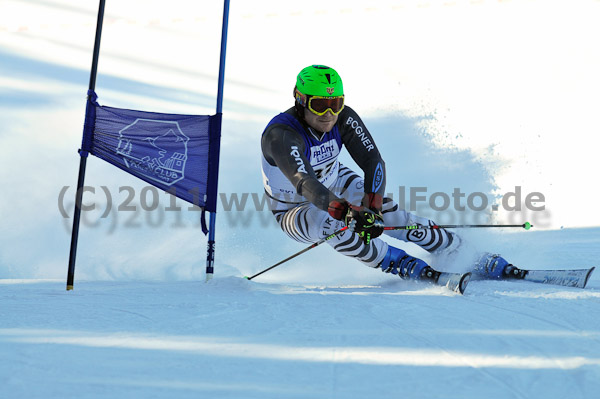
[
  {"x1": 435, "y1": 271, "x2": 472, "y2": 294},
  {"x1": 503, "y1": 265, "x2": 595, "y2": 288},
  {"x1": 473, "y1": 253, "x2": 595, "y2": 288},
  {"x1": 422, "y1": 269, "x2": 472, "y2": 294}
]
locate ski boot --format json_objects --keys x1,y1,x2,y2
[
  {"x1": 379, "y1": 246, "x2": 439, "y2": 281},
  {"x1": 380, "y1": 246, "x2": 472, "y2": 294},
  {"x1": 473, "y1": 253, "x2": 526, "y2": 280}
]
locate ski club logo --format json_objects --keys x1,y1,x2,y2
[
  {"x1": 116, "y1": 119, "x2": 189, "y2": 186},
  {"x1": 326, "y1": 87, "x2": 335, "y2": 95}
]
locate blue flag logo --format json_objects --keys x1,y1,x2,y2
[{"x1": 117, "y1": 119, "x2": 189, "y2": 186}]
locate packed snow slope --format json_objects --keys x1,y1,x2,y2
[
  {"x1": 2, "y1": 229, "x2": 600, "y2": 398},
  {"x1": 2, "y1": 257, "x2": 600, "y2": 399},
  {"x1": 2, "y1": 1, "x2": 600, "y2": 398}
]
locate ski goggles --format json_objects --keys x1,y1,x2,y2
[{"x1": 296, "y1": 90, "x2": 345, "y2": 116}]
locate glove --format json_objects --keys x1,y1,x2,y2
[
  {"x1": 345, "y1": 206, "x2": 384, "y2": 244},
  {"x1": 327, "y1": 199, "x2": 384, "y2": 244}
]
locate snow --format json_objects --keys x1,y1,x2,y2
[
  {"x1": 2, "y1": 0, "x2": 600, "y2": 398},
  {"x1": 2, "y1": 276, "x2": 600, "y2": 398}
]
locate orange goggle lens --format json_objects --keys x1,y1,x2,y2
[{"x1": 307, "y1": 96, "x2": 345, "y2": 116}]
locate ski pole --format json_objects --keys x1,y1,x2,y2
[
  {"x1": 245, "y1": 226, "x2": 349, "y2": 281},
  {"x1": 384, "y1": 222, "x2": 533, "y2": 231}
]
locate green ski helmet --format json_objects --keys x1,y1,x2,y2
[{"x1": 294, "y1": 65, "x2": 344, "y2": 98}]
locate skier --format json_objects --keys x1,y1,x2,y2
[{"x1": 261, "y1": 65, "x2": 506, "y2": 282}]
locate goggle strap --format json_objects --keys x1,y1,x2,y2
[{"x1": 294, "y1": 89, "x2": 307, "y2": 107}]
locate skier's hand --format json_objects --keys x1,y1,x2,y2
[
  {"x1": 328, "y1": 199, "x2": 384, "y2": 244},
  {"x1": 345, "y1": 205, "x2": 384, "y2": 245}
]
